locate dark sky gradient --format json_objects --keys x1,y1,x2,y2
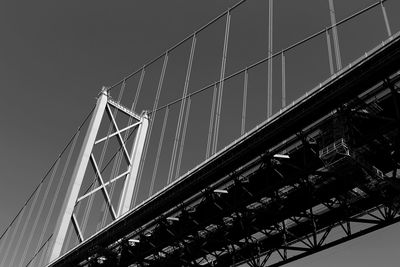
[{"x1": 1, "y1": 0, "x2": 400, "y2": 266}]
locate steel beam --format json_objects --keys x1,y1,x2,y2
[{"x1": 117, "y1": 112, "x2": 149, "y2": 217}]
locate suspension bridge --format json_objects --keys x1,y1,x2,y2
[{"x1": 1, "y1": 0, "x2": 400, "y2": 266}]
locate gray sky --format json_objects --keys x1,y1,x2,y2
[{"x1": 1, "y1": 0, "x2": 400, "y2": 266}]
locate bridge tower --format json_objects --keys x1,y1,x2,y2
[{"x1": 48, "y1": 87, "x2": 149, "y2": 263}]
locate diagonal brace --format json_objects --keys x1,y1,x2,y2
[
  {"x1": 95, "y1": 121, "x2": 141, "y2": 145},
  {"x1": 106, "y1": 104, "x2": 132, "y2": 165},
  {"x1": 90, "y1": 154, "x2": 117, "y2": 220}
]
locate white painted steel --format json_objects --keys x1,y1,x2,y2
[
  {"x1": 106, "y1": 104, "x2": 133, "y2": 166},
  {"x1": 90, "y1": 153, "x2": 117, "y2": 220},
  {"x1": 95, "y1": 121, "x2": 141, "y2": 145},
  {"x1": 76, "y1": 170, "x2": 130, "y2": 203},
  {"x1": 117, "y1": 112, "x2": 149, "y2": 217}
]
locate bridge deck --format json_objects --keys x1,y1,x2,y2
[{"x1": 48, "y1": 33, "x2": 400, "y2": 266}]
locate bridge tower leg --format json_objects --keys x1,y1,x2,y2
[
  {"x1": 48, "y1": 88, "x2": 108, "y2": 263},
  {"x1": 117, "y1": 112, "x2": 149, "y2": 217}
]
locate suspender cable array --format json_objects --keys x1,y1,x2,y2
[
  {"x1": 18, "y1": 158, "x2": 60, "y2": 267},
  {"x1": 0, "y1": 106, "x2": 94, "y2": 267},
  {"x1": 168, "y1": 34, "x2": 197, "y2": 185},
  {"x1": 25, "y1": 234, "x2": 53, "y2": 267},
  {"x1": 133, "y1": 52, "x2": 169, "y2": 207},
  {"x1": 149, "y1": 106, "x2": 169, "y2": 197},
  {"x1": 0, "y1": 205, "x2": 26, "y2": 267}
]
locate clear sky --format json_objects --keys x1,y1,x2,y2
[{"x1": 1, "y1": 0, "x2": 400, "y2": 266}]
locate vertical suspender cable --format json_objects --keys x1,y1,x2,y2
[
  {"x1": 38, "y1": 130, "x2": 80, "y2": 266},
  {"x1": 168, "y1": 34, "x2": 196, "y2": 184},
  {"x1": 281, "y1": 52, "x2": 286, "y2": 108},
  {"x1": 206, "y1": 84, "x2": 218, "y2": 159},
  {"x1": 267, "y1": 0, "x2": 274, "y2": 118},
  {"x1": 380, "y1": 0, "x2": 392, "y2": 37},
  {"x1": 0, "y1": 118, "x2": 78, "y2": 245},
  {"x1": 212, "y1": 11, "x2": 231, "y2": 155},
  {"x1": 38, "y1": 236, "x2": 52, "y2": 267},
  {"x1": 18, "y1": 158, "x2": 60, "y2": 267},
  {"x1": 41, "y1": 242, "x2": 51, "y2": 267},
  {"x1": 95, "y1": 198, "x2": 105, "y2": 231},
  {"x1": 80, "y1": 181, "x2": 95, "y2": 235},
  {"x1": 125, "y1": 68, "x2": 146, "y2": 189},
  {"x1": 40, "y1": 132, "x2": 82, "y2": 265},
  {"x1": 0, "y1": 106, "x2": 91, "y2": 267},
  {"x1": 132, "y1": 67, "x2": 145, "y2": 113},
  {"x1": 133, "y1": 52, "x2": 169, "y2": 207},
  {"x1": 149, "y1": 107, "x2": 169, "y2": 197},
  {"x1": 241, "y1": 69, "x2": 248, "y2": 135},
  {"x1": 0, "y1": 207, "x2": 26, "y2": 266},
  {"x1": 328, "y1": 0, "x2": 342, "y2": 71},
  {"x1": 25, "y1": 234, "x2": 52, "y2": 267},
  {"x1": 325, "y1": 28, "x2": 335, "y2": 76},
  {"x1": 8, "y1": 179, "x2": 43, "y2": 267},
  {"x1": 175, "y1": 96, "x2": 192, "y2": 178},
  {"x1": 0, "y1": 224, "x2": 10, "y2": 262}
]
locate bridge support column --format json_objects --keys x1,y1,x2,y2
[
  {"x1": 117, "y1": 112, "x2": 149, "y2": 217},
  {"x1": 48, "y1": 88, "x2": 108, "y2": 263}
]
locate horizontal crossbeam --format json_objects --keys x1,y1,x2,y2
[{"x1": 76, "y1": 170, "x2": 130, "y2": 203}]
